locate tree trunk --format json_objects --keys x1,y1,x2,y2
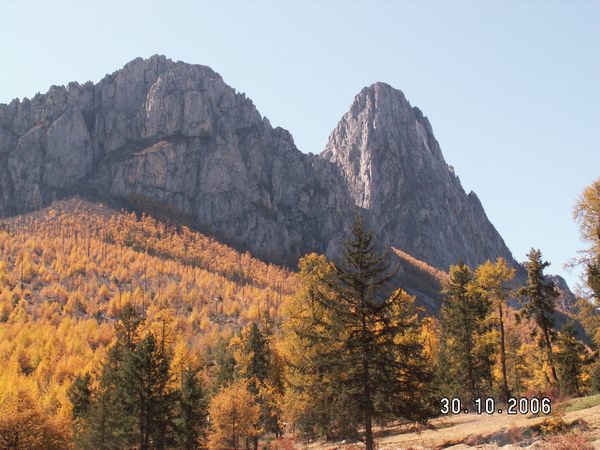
[
  {"x1": 361, "y1": 300, "x2": 374, "y2": 450},
  {"x1": 463, "y1": 306, "x2": 476, "y2": 402},
  {"x1": 543, "y1": 326, "x2": 559, "y2": 383},
  {"x1": 498, "y1": 303, "x2": 511, "y2": 401}
]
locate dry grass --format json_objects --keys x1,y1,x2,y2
[
  {"x1": 301, "y1": 395, "x2": 600, "y2": 449},
  {"x1": 544, "y1": 434, "x2": 594, "y2": 450}
]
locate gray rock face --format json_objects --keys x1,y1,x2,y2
[
  {"x1": 0, "y1": 56, "x2": 517, "y2": 271},
  {"x1": 322, "y1": 83, "x2": 517, "y2": 270}
]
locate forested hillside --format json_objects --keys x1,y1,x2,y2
[
  {"x1": 0, "y1": 199, "x2": 295, "y2": 447},
  {"x1": 0, "y1": 194, "x2": 597, "y2": 449}
]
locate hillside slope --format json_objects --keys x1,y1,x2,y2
[{"x1": 0, "y1": 199, "x2": 295, "y2": 423}]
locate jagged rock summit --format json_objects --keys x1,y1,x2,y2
[
  {"x1": 0, "y1": 55, "x2": 516, "y2": 272},
  {"x1": 322, "y1": 82, "x2": 516, "y2": 270}
]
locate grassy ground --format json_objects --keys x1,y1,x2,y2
[
  {"x1": 566, "y1": 394, "x2": 600, "y2": 413},
  {"x1": 298, "y1": 395, "x2": 600, "y2": 449}
]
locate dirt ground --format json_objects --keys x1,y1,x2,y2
[{"x1": 299, "y1": 403, "x2": 600, "y2": 449}]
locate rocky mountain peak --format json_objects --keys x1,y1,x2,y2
[
  {"x1": 322, "y1": 82, "x2": 516, "y2": 271},
  {"x1": 322, "y1": 82, "x2": 446, "y2": 210},
  {"x1": 1, "y1": 56, "x2": 518, "y2": 275}
]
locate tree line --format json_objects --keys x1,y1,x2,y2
[{"x1": 1, "y1": 179, "x2": 600, "y2": 449}]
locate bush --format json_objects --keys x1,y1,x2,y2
[{"x1": 539, "y1": 416, "x2": 567, "y2": 435}]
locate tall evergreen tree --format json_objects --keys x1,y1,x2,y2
[
  {"x1": 121, "y1": 333, "x2": 177, "y2": 450},
  {"x1": 438, "y1": 261, "x2": 494, "y2": 404},
  {"x1": 587, "y1": 259, "x2": 600, "y2": 302},
  {"x1": 285, "y1": 216, "x2": 434, "y2": 450},
  {"x1": 175, "y1": 368, "x2": 208, "y2": 450},
  {"x1": 518, "y1": 248, "x2": 560, "y2": 384},
  {"x1": 238, "y1": 322, "x2": 282, "y2": 448},
  {"x1": 115, "y1": 303, "x2": 144, "y2": 348},
  {"x1": 68, "y1": 373, "x2": 92, "y2": 420},
  {"x1": 71, "y1": 307, "x2": 180, "y2": 450},
  {"x1": 212, "y1": 338, "x2": 236, "y2": 391},
  {"x1": 74, "y1": 313, "x2": 138, "y2": 449},
  {"x1": 556, "y1": 319, "x2": 586, "y2": 396},
  {"x1": 238, "y1": 322, "x2": 270, "y2": 392}
]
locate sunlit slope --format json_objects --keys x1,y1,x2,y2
[{"x1": 0, "y1": 199, "x2": 296, "y2": 419}]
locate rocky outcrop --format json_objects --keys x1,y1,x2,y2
[
  {"x1": 0, "y1": 56, "x2": 353, "y2": 265},
  {"x1": 322, "y1": 83, "x2": 517, "y2": 270},
  {"x1": 0, "y1": 55, "x2": 518, "y2": 272}
]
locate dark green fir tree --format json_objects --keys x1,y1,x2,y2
[
  {"x1": 518, "y1": 248, "x2": 560, "y2": 384},
  {"x1": 556, "y1": 319, "x2": 587, "y2": 396},
  {"x1": 438, "y1": 260, "x2": 493, "y2": 405},
  {"x1": 286, "y1": 215, "x2": 434, "y2": 450},
  {"x1": 175, "y1": 368, "x2": 208, "y2": 450}
]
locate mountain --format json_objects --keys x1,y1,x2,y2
[
  {"x1": 0, "y1": 56, "x2": 352, "y2": 266},
  {"x1": 322, "y1": 82, "x2": 516, "y2": 270},
  {"x1": 0, "y1": 55, "x2": 518, "y2": 275}
]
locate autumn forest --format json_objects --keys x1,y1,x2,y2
[{"x1": 1, "y1": 177, "x2": 600, "y2": 450}]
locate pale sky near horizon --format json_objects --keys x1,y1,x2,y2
[{"x1": 1, "y1": 0, "x2": 599, "y2": 290}]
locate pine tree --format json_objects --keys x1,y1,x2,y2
[
  {"x1": 68, "y1": 373, "x2": 92, "y2": 419},
  {"x1": 519, "y1": 248, "x2": 559, "y2": 384},
  {"x1": 587, "y1": 259, "x2": 600, "y2": 302},
  {"x1": 474, "y1": 258, "x2": 516, "y2": 401},
  {"x1": 438, "y1": 261, "x2": 493, "y2": 404},
  {"x1": 72, "y1": 308, "x2": 178, "y2": 450},
  {"x1": 238, "y1": 322, "x2": 270, "y2": 392},
  {"x1": 121, "y1": 333, "x2": 177, "y2": 450},
  {"x1": 74, "y1": 316, "x2": 136, "y2": 449},
  {"x1": 590, "y1": 361, "x2": 600, "y2": 393},
  {"x1": 115, "y1": 303, "x2": 144, "y2": 348},
  {"x1": 237, "y1": 322, "x2": 282, "y2": 448},
  {"x1": 556, "y1": 319, "x2": 586, "y2": 396},
  {"x1": 212, "y1": 338, "x2": 236, "y2": 391},
  {"x1": 175, "y1": 368, "x2": 208, "y2": 450},
  {"x1": 285, "y1": 216, "x2": 434, "y2": 449}
]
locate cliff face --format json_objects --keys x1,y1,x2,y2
[
  {"x1": 322, "y1": 83, "x2": 516, "y2": 270},
  {"x1": 0, "y1": 55, "x2": 516, "y2": 271},
  {"x1": 0, "y1": 56, "x2": 352, "y2": 265}
]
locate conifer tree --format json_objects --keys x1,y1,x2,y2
[
  {"x1": 72, "y1": 307, "x2": 179, "y2": 450},
  {"x1": 237, "y1": 322, "x2": 282, "y2": 448},
  {"x1": 212, "y1": 338, "x2": 236, "y2": 391},
  {"x1": 556, "y1": 319, "x2": 586, "y2": 395},
  {"x1": 121, "y1": 333, "x2": 177, "y2": 450},
  {"x1": 573, "y1": 178, "x2": 600, "y2": 262},
  {"x1": 590, "y1": 361, "x2": 600, "y2": 393},
  {"x1": 115, "y1": 303, "x2": 144, "y2": 348},
  {"x1": 438, "y1": 261, "x2": 493, "y2": 404},
  {"x1": 573, "y1": 179, "x2": 600, "y2": 343},
  {"x1": 519, "y1": 248, "x2": 559, "y2": 383},
  {"x1": 207, "y1": 381, "x2": 260, "y2": 450},
  {"x1": 587, "y1": 259, "x2": 600, "y2": 302},
  {"x1": 175, "y1": 368, "x2": 208, "y2": 450},
  {"x1": 238, "y1": 322, "x2": 270, "y2": 392},
  {"x1": 474, "y1": 258, "x2": 516, "y2": 401},
  {"x1": 68, "y1": 373, "x2": 92, "y2": 419},
  {"x1": 285, "y1": 216, "x2": 434, "y2": 450},
  {"x1": 75, "y1": 315, "x2": 137, "y2": 449}
]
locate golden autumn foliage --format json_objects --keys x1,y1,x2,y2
[
  {"x1": 207, "y1": 380, "x2": 261, "y2": 450},
  {"x1": 0, "y1": 199, "x2": 296, "y2": 445},
  {"x1": 0, "y1": 385, "x2": 70, "y2": 450}
]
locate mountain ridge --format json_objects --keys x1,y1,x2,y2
[{"x1": 0, "y1": 55, "x2": 533, "y2": 282}]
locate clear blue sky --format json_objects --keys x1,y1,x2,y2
[{"x1": 2, "y1": 0, "x2": 599, "y2": 290}]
